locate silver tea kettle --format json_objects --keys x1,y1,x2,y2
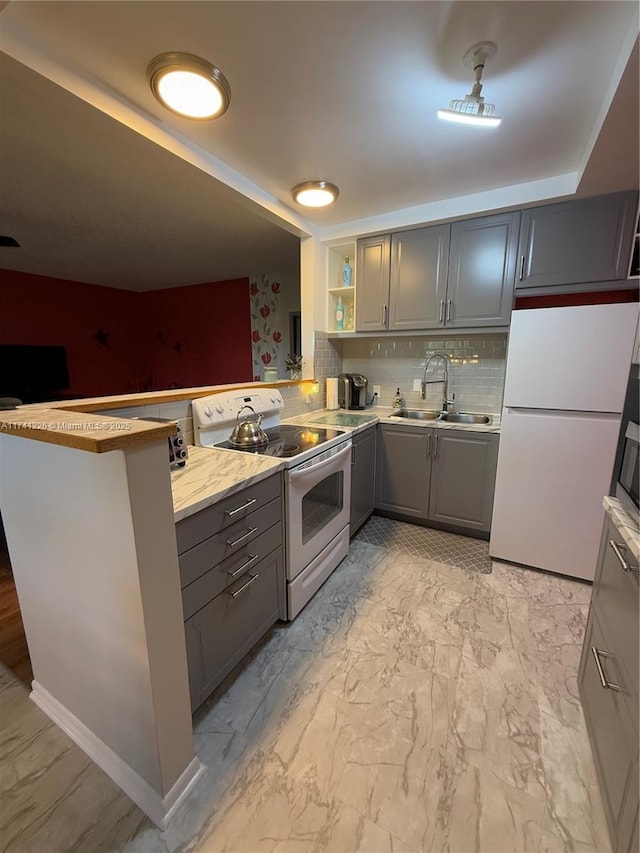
[{"x1": 228, "y1": 405, "x2": 269, "y2": 448}]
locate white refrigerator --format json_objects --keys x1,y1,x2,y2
[{"x1": 489, "y1": 302, "x2": 639, "y2": 581}]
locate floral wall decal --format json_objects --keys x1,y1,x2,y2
[{"x1": 250, "y1": 274, "x2": 283, "y2": 380}]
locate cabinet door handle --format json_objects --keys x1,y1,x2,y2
[
  {"x1": 227, "y1": 553, "x2": 259, "y2": 578},
  {"x1": 228, "y1": 572, "x2": 259, "y2": 598},
  {"x1": 426, "y1": 432, "x2": 431, "y2": 457},
  {"x1": 446, "y1": 299, "x2": 453, "y2": 324},
  {"x1": 226, "y1": 527, "x2": 258, "y2": 548},
  {"x1": 591, "y1": 646, "x2": 623, "y2": 692},
  {"x1": 519, "y1": 254, "x2": 526, "y2": 281},
  {"x1": 433, "y1": 433, "x2": 439, "y2": 458},
  {"x1": 439, "y1": 300, "x2": 445, "y2": 324},
  {"x1": 382, "y1": 304, "x2": 388, "y2": 327},
  {"x1": 609, "y1": 539, "x2": 639, "y2": 574},
  {"x1": 351, "y1": 444, "x2": 357, "y2": 467},
  {"x1": 225, "y1": 498, "x2": 257, "y2": 518}
]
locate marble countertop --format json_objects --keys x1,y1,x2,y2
[
  {"x1": 603, "y1": 496, "x2": 640, "y2": 565},
  {"x1": 171, "y1": 446, "x2": 284, "y2": 522},
  {"x1": 171, "y1": 405, "x2": 500, "y2": 522},
  {"x1": 285, "y1": 406, "x2": 501, "y2": 435}
]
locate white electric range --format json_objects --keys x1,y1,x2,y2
[{"x1": 192, "y1": 390, "x2": 352, "y2": 619}]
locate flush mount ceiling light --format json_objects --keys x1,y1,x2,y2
[
  {"x1": 147, "y1": 52, "x2": 231, "y2": 120},
  {"x1": 291, "y1": 181, "x2": 340, "y2": 208},
  {"x1": 438, "y1": 41, "x2": 502, "y2": 128}
]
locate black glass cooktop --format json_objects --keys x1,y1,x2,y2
[{"x1": 215, "y1": 424, "x2": 344, "y2": 458}]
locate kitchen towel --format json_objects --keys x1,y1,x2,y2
[{"x1": 326, "y1": 377, "x2": 339, "y2": 410}]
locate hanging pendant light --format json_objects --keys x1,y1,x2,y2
[{"x1": 438, "y1": 42, "x2": 502, "y2": 128}]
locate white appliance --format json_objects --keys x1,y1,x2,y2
[
  {"x1": 490, "y1": 302, "x2": 639, "y2": 581},
  {"x1": 193, "y1": 390, "x2": 351, "y2": 618}
]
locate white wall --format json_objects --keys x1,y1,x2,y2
[{"x1": 0, "y1": 434, "x2": 199, "y2": 825}]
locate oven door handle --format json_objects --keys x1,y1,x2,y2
[{"x1": 288, "y1": 443, "x2": 352, "y2": 482}]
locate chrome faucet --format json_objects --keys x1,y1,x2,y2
[{"x1": 422, "y1": 352, "x2": 455, "y2": 413}]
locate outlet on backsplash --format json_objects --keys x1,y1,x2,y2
[{"x1": 372, "y1": 385, "x2": 381, "y2": 397}]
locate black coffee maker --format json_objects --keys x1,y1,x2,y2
[{"x1": 338, "y1": 373, "x2": 368, "y2": 410}]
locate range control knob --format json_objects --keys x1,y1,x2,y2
[
  {"x1": 204, "y1": 406, "x2": 213, "y2": 417},
  {"x1": 176, "y1": 448, "x2": 187, "y2": 460},
  {"x1": 215, "y1": 404, "x2": 224, "y2": 414}
]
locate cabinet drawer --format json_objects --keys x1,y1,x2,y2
[
  {"x1": 178, "y1": 497, "x2": 281, "y2": 588},
  {"x1": 181, "y1": 521, "x2": 282, "y2": 620},
  {"x1": 175, "y1": 473, "x2": 281, "y2": 553},
  {"x1": 591, "y1": 520, "x2": 639, "y2": 701},
  {"x1": 579, "y1": 611, "x2": 638, "y2": 848},
  {"x1": 184, "y1": 547, "x2": 282, "y2": 711}
]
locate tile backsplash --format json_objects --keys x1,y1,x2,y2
[{"x1": 338, "y1": 333, "x2": 507, "y2": 413}]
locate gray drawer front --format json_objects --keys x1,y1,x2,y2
[
  {"x1": 185, "y1": 547, "x2": 282, "y2": 711},
  {"x1": 181, "y1": 521, "x2": 282, "y2": 620},
  {"x1": 579, "y1": 611, "x2": 638, "y2": 848},
  {"x1": 592, "y1": 519, "x2": 639, "y2": 701},
  {"x1": 179, "y1": 497, "x2": 281, "y2": 588},
  {"x1": 176, "y1": 473, "x2": 281, "y2": 553}
]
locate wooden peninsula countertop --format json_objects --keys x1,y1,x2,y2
[{"x1": 0, "y1": 380, "x2": 312, "y2": 453}]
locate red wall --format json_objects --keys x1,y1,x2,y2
[
  {"x1": 139, "y1": 279, "x2": 253, "y2": 390},
  {"x1": 0, "y1": 270, "x2": 252, "y2": 398}
]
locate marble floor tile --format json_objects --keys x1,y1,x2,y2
[{"x1": 0, "y1": 532, "x2": 612, "y2": 853}]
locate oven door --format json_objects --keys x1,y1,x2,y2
[{"x1": 285, "y1": 440, "x2": 352, "y2": 581}]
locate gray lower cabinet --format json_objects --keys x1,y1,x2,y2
[
  {"x1": 375, "y1": 424, "x2": 499, "y2": 535},
  {"x1": 516, "y1": 190, "x2": 637, "y2": 290},
  {"x1": 578, "y1": 516, "x2": 639, "y2": 853},
  {"x1": 447, "y1": 212, "x2": 520, "y2": 327},
  {"x1": 428, "y1": 430, "x2": 499, "y2": 533},
  {"x1": 184, "y1": 548, "x2": 282, "y2": 712},
  {"x1": 375, "y1": 423, "x2": 431, "y2": 519},
  {"x1": 176, "y1": 472, "x2": 284, "y2": 712},
  {"x1": 350, "y1": 425, "x2": 377, "y2": 535}
]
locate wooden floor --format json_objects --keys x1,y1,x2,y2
[{"x1": 0, "y1": 539, "x2": 32, "y2": 686}]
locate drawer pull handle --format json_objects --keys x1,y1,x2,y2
[
  {"x1": 227, "y1": 527, "x2": 258, "y2": 548},
  {"x1": 225, "y1": 498, "x2": 257, "y2": 518},
  {"x1": 609, "y1": 539, "x2": 639, "y2": 574},
  {"x1": 591, "y1": 646, "x2": 622, "y2": 692},
  {"x1": 228, "y1": 572, "x2": 259, "y2": 598},
  {"x1": 227, "y1": 553, "x2": 259, "y2": 579}
]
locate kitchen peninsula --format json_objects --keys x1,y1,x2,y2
[{"x1": 0, "y1": 379, "x2": 318, "y2": 828}]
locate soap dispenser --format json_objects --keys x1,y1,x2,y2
[{"x1": 393, "y1": 388, "x2": 404, "y2": 409}]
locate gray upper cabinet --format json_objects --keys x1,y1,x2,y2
[
  {"x1": 447, "y1": 212, "x2": 520, "y2": 327},
  {"x1": 389, "y1": 225, "x2": 450, "y2": 330},
  {"x1": 350, "y1": 425, "x2": 376, "y2": 535},
  {"x1": 428, "y1": 430, "x2": 499, "y2": 533},
  {"x1": 355, "y1": 234, "x2": 391, "y2": 331},
  {"x1": 516, "y1": 191, "x2": 638, "y2": 290},
  {"x1": 376, "y1": 423, "x2": 431, "y2": 518}
]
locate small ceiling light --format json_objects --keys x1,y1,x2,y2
[
  {"x1": 291, "y1": 181, "x2": 340, "y2": 208},
  {"x1": 438, "y1": 42, "x2": 502, "y2": 128},
  {"x1": 147, "y1": 52, "x2": 231, "y2": 120}
]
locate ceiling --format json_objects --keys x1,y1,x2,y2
[{"x1": 0, "y1": 1, "x2": 638, "y2": 288}]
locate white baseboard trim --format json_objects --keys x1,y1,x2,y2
[{"x1": 31, "y1": 681, "x2": 204, "y2": 830}]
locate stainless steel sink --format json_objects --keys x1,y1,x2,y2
[
  {"x1": 391, "y1": 409, "x2": 442, "y2": 421},
  {"x1": 440, "y1": 412, "x2": 492, "y2": 425}
]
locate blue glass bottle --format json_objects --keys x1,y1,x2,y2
[{"x1": 342, "y1": 257, "x2": 352, "y2": 287}]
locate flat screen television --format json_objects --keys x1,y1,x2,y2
[{"x1": 0, "y1": 344, "x2": 70, "y2": 402}]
